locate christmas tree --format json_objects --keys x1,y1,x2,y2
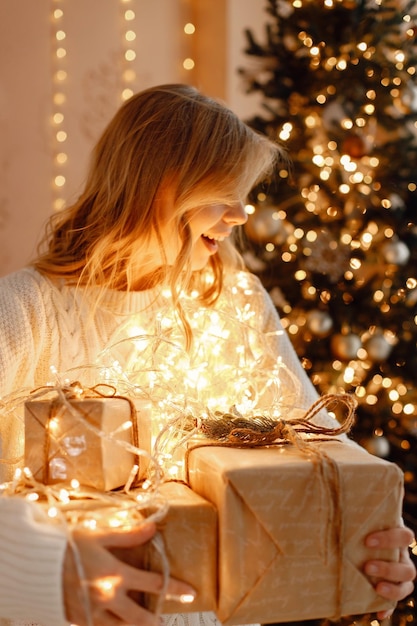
[{"x1": 239, "y1": 1, "x2": 417, "y2": 624}]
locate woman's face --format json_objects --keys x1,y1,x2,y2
[
  {"x1": 144, "y1": 185, "x2": 248, "y2": 274},
  {"x1": 185, "y1": 201, "x2": 248, "y2": 270}
]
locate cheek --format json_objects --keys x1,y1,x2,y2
[
  {"x1": 189, "y1": 207, "x2": 223, "y2": 235},
  {"x1": 188, "y1": 219, "x2": 205, "y2": 243}
]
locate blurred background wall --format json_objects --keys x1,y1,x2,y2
[{"x1": 0, "y1": 0, "x2": 265, "y2": 275}]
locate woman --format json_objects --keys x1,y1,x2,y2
[{"x1": 0, "y1": 84, "x2": 414, "y2": 626}]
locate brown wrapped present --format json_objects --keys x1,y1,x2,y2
[
  {"x1": 113, "y1": 480, "x2": 218, "y2": 615},
  {"x1": 186, "y1": 439, "x2": 404, "y2": 625},
  {"x1": 24, "y1": 393, "x2": 152, "y2": 491}
]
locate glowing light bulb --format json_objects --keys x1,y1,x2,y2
[
  {"x1": 183, "y1": 58, "x2": 195, "y2": 70},
  {"x1": 93, "y1": 576, "x2": 120, "y2": 599},
  {"x1": 26, "y1": 492, "x2": 40, "y2": 502}
]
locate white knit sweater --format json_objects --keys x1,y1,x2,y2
[{"x1": 0, "y1": 266, "x2": 340, "y2": 626}]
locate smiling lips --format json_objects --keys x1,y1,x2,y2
[{"x1": 201, "y1": 233, "x2": 228, "y2": 253}]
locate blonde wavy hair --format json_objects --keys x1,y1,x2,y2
[{"x1": 35, "y1": 84, "x2": 283, "y2": 326}]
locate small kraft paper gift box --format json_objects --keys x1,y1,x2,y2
[
  {"x1": 186, "y1": 439, "x2": 404, "y2": 625},
  {"x1": 24, "y1": 389, "x2": 152, "y2": 491},
  {"x1": 113, "y1": 480, "x2": 218, "y2": 615}
]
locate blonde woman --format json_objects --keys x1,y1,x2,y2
[{"x1": 0, "y1": 85, "x2": 414, "y2": 626}]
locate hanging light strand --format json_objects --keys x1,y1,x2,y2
[
  {"x1": 182, "y1": 0, "x2": 196, "y2": 77},
  {"x1": 51, "y1": 0, "x2": 68, "y2": 212},
  {"x1": 120, "y1": 0, "x2": 137, "y2": 102}
]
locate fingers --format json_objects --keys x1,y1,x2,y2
[
  {"x1": 117, "y1": 558, "x2": 195, "y2": 598},
  {"x1": 76, "y1": 598, "x2": 163, "y2": 626},
  {"x1": 364, "y1": 554, "x2": 416, "y2": 586},
  {"x1": 363, "y1": 525, "x2": 416, "y2": 618},
  {"x1": 73, "y1": 520, "x2": 157, "y2": 548},
  {"x1": 68, "y1": 521, "x2": 196, "y2": 625},
  {"x1": 374, "y1": 578, "x2": 415, "y2": 602},
  {"x1": 98, "y1": 521, "x2": 157, "y2": 549},
  {"x1": 93, "y1": 523, "x2": 197, "y2": 601},
  {"x1": 364, "y1": 525, "x2": 416, "y2": 586},
  {"x1": 88, "y1": 569, "x2": 195, "y2": 626},
  {"x1": 365, "y1": 558, "x2": 415, "y2": 622},
  {"x1": 365, "y1": 556, "x2": 415, "y2": 595},
  {"x1": 93, "y1": 590, "x2": 159, "y2": 626},
  {"x1": 365, "y1": 526, "x2": 415, "y2": 550},
  {"x1": 376, "y1": 608, "x2": 395, "y2": 621}
]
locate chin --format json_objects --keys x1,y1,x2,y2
[
  {"x1": 191, "y1": 260, "x2": 210, "y2": 271},
  {"x1": 190, "y1": 252, "x2": 213, "y2": 271}
]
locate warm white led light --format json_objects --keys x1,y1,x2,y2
[{"x1": 51, "y1": 1, "x2": 68, "y2": 211}]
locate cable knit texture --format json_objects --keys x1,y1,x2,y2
[
  {"x1": 0, "y1": 498, "x2": 67, "y2": 626},
  {"x1": 0, "y1": 266, "x2": 342, "y2": 626}
]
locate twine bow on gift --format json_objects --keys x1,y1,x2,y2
[{"x1": 197, "y1": 392, "x2": 357, "y2": 448}]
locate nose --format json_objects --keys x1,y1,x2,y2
[{"x1": 224, "y1": 202, "x2": 248, "y2": 226}]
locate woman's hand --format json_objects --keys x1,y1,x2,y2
[
  {"x1": 64, "y1": 520, "x2": 196, "y2": 626},
  {"x1": 364, "y1": 525, "x2": 416, "y2": 620}
]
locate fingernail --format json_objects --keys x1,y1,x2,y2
[
  {"x1": 377, "y1": 612, "x2": 391, "y2": 621},
  {"x1": 366, "y1": 563, "x2": 379, "y2": 575},
  {"x1": 366, "y1": 537, "x2": 380, "y2": 547}
]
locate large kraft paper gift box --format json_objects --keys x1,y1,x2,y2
[
  {"x1": 24, "y1": 394, "x2": 152, "y2": 490},
  {"x1": 113, "y1": 480, "x2": 218, "y2": 614},
  {"x1": 186, "y1": 439, "x2": 404, "y2": 625}
]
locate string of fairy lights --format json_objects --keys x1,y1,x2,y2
[
  {"x1": 183, "y1": 20, "x2": 196, "y2": 72},
  {"x1": 120, "y1": 0, "x2": 137, "y2": 102},
  {"x1": 50, "y1": 0, "x2": 139, "y2": 211},
  {"x1": 50, "y1": 0, "x2": 196, "y2": 212},
  {"x1": 50, "y1": 0, "x2": 68, "y2": 212}
]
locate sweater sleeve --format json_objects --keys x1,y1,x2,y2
[
  {"x1": 0, "y1": 270, "x2": 49, "y2": 398},
  {"x1": 0, "y1": 270, "x2": 51, "y2": 480},
  {"x1": 0, "y1": 496, "x2": 69, "y2": 625},
  {"x1": 0, "y1": 270, "x2": 69, "y2": 623}
]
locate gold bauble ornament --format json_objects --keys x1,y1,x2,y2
[
  {"x1": 362, "y1": 435, "x2": 390, "y2": 458},
  {"x1": 244, "y1": 207, "x2": 285, "y2": 244},
  {"x1": 364, "y1": 333, "x2": 393, "y2": 362},
  {"x1": 330, "y1": 333, "x2": 362, "y2": 360},
  {"x1": 306, "y1": 310, "x2": 333, "y2": 337},
  {"x1": 382, "y1": 239, "x2": 410, "y2": 265}
]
